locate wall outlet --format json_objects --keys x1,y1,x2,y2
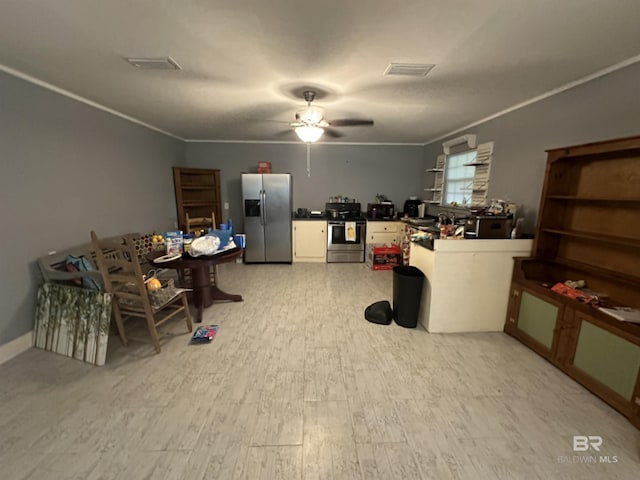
[{"x1": 224, "y1": 202, "x2": 229, "y2": 210}]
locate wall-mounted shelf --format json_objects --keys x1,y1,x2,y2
[
  {"x1": 463, "y1": 162, "x2": 489, "y2": 167},
  {"x1": 425, "y1": 154, "x2": 445, "y2": 207}
]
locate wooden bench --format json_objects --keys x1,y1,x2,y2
[
  {"x1": 37, "y1": 233, "x2": 165, "y2": 287},
  {"x1": 38, "y1": 242, "x2": 104, "y2": 286}
]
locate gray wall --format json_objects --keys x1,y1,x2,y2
[
  {"x1": 185, "y1": 142, "x2": 425, "y2": 231},
  {"x1": 4, "y1": 57, "x2": 638, "y2": 347},
  {"x1": 0, "y1": 71, "x2": 185, "y2": 345},
  {"x1": 424, "y1": 61, "x2": 640, "y2": 233}
]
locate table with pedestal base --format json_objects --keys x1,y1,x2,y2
[{"x1": 149, "y1": 248, "x2": 243, "y2": 322}]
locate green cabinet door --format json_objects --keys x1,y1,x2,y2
[
  {"x1": 573, "y1": 319, "x2": 640, "y2": 400},
  {"x1": 517, "y1": 291, "x2": 559, "y2": 349}
]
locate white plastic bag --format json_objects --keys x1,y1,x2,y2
[{"x1": 188, "y1": 235, "x2": 221, "y2": 257}]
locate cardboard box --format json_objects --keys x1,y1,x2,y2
[
  {"x1": 257, "y1": 161, "x2": 271, "y2": 173},
  {"x1": 366, "y1": 243, "x2": 401, "y2": 270}
]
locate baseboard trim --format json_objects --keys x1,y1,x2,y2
[{"x1": 0, "y1": 331, "x2": 33, "y2": 365}]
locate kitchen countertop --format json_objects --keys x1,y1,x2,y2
[
  {"x1": 401, "y1": 217, "x2": 437, "y2": 227},
  {"x1": 412, "y1": 238, "x2": 533, "y2": 252},
  {"x1": 410, "y1": 238, "x2": 534, "y2": 333},
  {"x1": 291, "y1": 215, "x2": 327, "y2": 220}
]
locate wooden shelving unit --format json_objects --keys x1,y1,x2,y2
[
  {"x1": 173, "y1": 167, "x2": 222, "y2": 232},
  {"x1": 546, "y1": 195, "x2": 640, "y2": 202},
  {"x1": 504, "y1": 135, "x2": 640, "y2": 429},
  {"x1": 425, "y1": 155, "x2": 445, "y2": 205}
]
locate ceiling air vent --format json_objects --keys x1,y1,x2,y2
[
  {"x1": 384, "y1": 63, "x2": 435, "y2": 77},
  {"x1": 125, "y1": 57, "x2": 182, "y2": 70}
]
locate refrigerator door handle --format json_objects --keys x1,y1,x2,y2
[
  {"x1": 259, "y1": 189, "x2": 265, "y2": 225},
  {"x1": 262, "y1": 189, "x2": 267, "y2": 225}
]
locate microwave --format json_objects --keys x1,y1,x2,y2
[
  {"x1": 465, "y1": 215, "x2": 513, "y2": 239},
  {"x1": 367, "y1": 203, "x2": 395, "y2": 219}
]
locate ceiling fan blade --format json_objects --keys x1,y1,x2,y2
[
  {"x1": 324, "y1": 128, "x2": 344, "y2": 138},
  {"x1": 328, "y1": 119, "x2": 374, "y2": 127}
]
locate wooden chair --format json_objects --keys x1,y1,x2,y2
[
  {"x1": 185, "y1": 211, "x2": 217, "y2": 234},
  {"x1": 183, "y1": 212, "x2": 219, "y2": 287},
  {"x1": 90, "y1": 231, "x2": 192, "y2": 353}
]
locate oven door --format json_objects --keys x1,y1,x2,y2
[{"x1": 327, "y1": 221, "x2": 365, "y2": 251}]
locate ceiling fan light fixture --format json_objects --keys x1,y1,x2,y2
[
  {"x1": 295, "y1": 125, "x2": 324, "y2": 143},
  {"x1": 298, "y1": 106, "x2": 324, "y2": 124}
]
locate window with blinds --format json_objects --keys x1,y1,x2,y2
[
  {"x1": 443, "y1": 150, "x2": 476, "y2": 205},
  {"x1": 438, "y1": 141, "x2": 493, "y2": 207}
]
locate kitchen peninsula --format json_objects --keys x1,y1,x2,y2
[{"x1": 409, "y1": 238, "x2": 533, "y2": 333}]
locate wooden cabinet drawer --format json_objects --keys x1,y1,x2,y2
[
  {"x1": 368, "y1": 232, "x2": 399, "y2": 245},
  {"x1": 367, "y1": 221, "x2": 399, "y2": 234}
]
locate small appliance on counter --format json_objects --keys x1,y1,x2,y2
[
  {"x1": 294, "y1": 208, "x2": 310, "y2": 218},
  {"x1": 403, "y1": 197, "x2": 422, "y2": 217},
  {"x1": 366, "y1": 203, "x2": 395, "y2": 219},
  {"x1": 293, "y1": 208, "x2": 325, "y2": 219},
  {"x1": 465, "y1": 215, "x2": 513, "y2": 239},
  {"x1": 417, "y1": 202, "x2": 426, "y2": 218}
]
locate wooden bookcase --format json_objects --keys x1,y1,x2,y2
[
  {"x1": 173, "y1": 167, "x2": 222, "y2": 232},
  {"x1": 504, "y1": 135, "x2": 640, "y2": 429}
]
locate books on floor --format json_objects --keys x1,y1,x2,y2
[
  {"x1": 598, "y1": 307, "x2": 640, "y2": 324},
  {"x1": 191, "y1": 324, "x2": 219, "y2": 344}
]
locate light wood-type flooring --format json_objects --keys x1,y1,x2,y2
[{"x1": 1, "y1": 263, "x2": 639, "y2": 479}]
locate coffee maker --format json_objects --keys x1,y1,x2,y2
[{"x1": 403, "y1": 197, "x2": 422, "y2": 217}]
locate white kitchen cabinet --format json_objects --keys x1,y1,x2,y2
[
  {"x1": 366, "y1": 221, "x2": 401, "y2": 246},
  {"x1": 292, "y1": 220, "x2": 327, "y2": 262},
  {"x1": 409, "y1": 239, "x2": 533, "y2": 332}
]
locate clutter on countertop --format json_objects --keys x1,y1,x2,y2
[
  {"x1": 550, "y1": 281, "x2": 597, "y2": 304},
  {"x1": 598, "y1": 307, "x2": 640, "y2": 324},
  {"x1": 163, "y1": 231, "x2": 184, "y2": 255},
  {"x1": 564, "y1": 279, "x2": 586, "y2": 289},
  {"x1": 329, "y1": 195, "x2": 359, "y2": 203}
]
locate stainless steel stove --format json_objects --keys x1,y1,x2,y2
[{"x1": 325, "y1": 202, "x2": 366, "y2": 263}]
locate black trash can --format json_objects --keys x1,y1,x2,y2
[{"x1": 392, "y1": 265, "x2": 425, "y2": 328}]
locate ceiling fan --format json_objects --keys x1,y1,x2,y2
[{"x1": 290, "y1": 90, "x2": 374, "y2": 142}]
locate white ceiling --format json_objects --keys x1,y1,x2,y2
[{"x1": 1, "y1": 0, "x2": 640, "y2": 144}]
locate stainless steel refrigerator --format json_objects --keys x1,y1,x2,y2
[{"x1": 242, "y1": 173, "x2": 292, "y2": 263}]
